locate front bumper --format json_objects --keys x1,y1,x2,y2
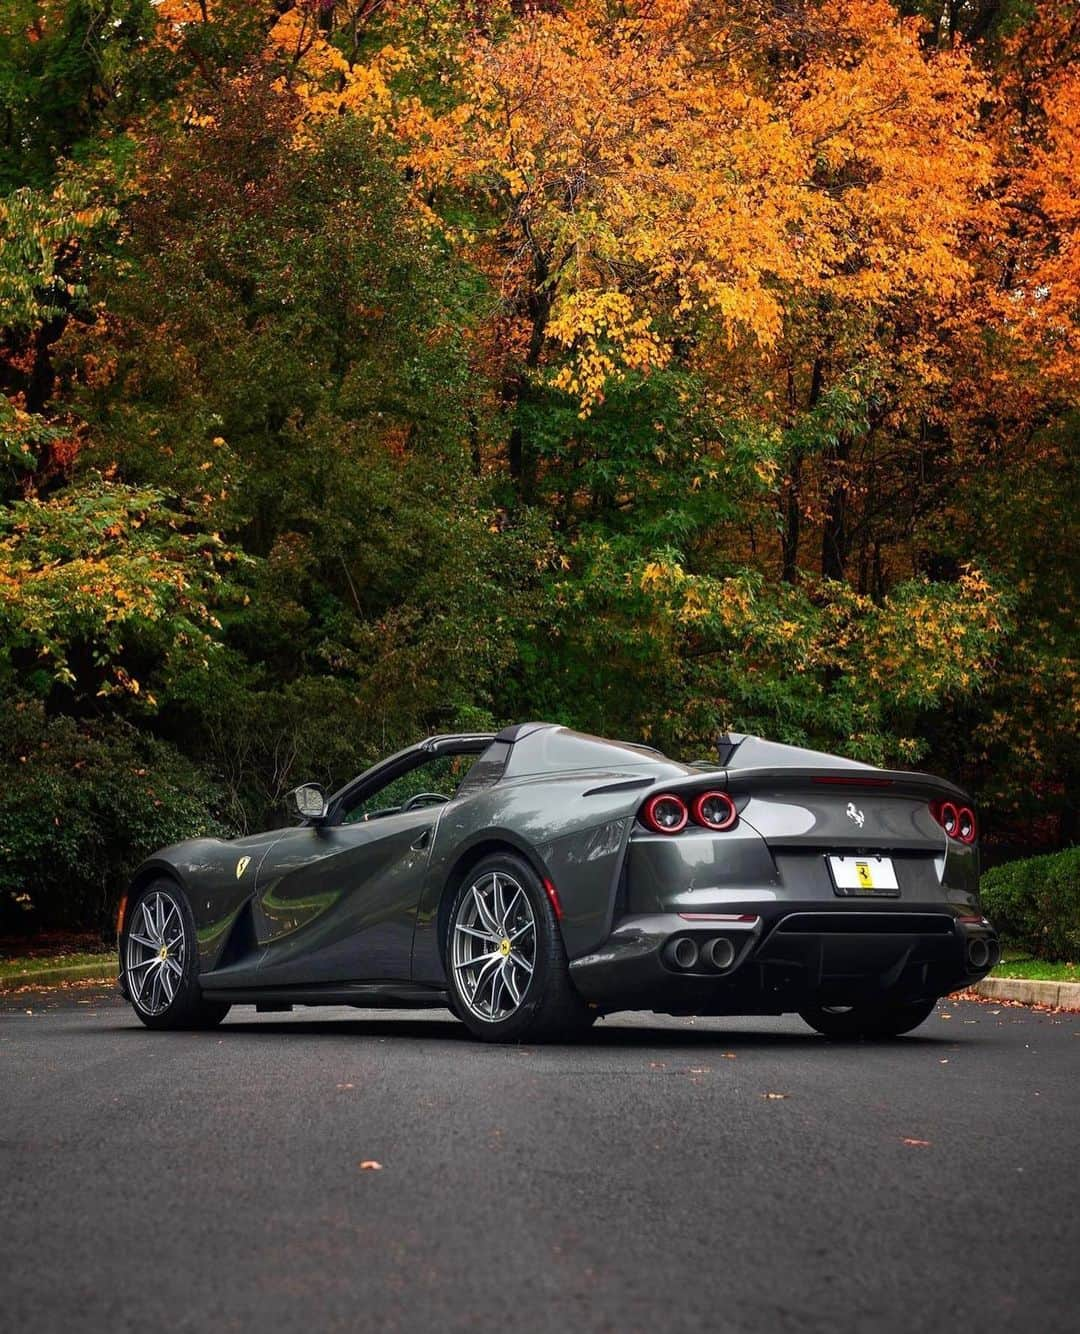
[{"x1": 568, "y1": 906, "x2": 998, "y2": 1015}]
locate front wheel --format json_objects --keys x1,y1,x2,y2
[
  {"x1": 121, "y1": 880, "x2": 230, "y2": 1030},
  {"x1": 446, "y1": 854, "x2": 594, "y2": 1043},
  {"x1": 799, "y1": 996, "x2": 938, "y2": 1040}
]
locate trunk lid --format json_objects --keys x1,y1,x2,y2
[{"x1": 725, "y1": 767, "x2": 964, "y2": 854}]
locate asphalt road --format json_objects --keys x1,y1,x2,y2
[{"x1": 2, "y1": 988, "x2": 1077, "y2": 1334}]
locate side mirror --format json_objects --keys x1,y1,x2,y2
[{"x1": 287, "y1": 783, "x2": 328, "y2": 823}]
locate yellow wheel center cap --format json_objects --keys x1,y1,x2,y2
[
  {"x1": 158, "y1": 945, "x2": 168, "y2": 960},
  {"x1": 499, "y1": 937, "x2": 511, "y2": 957}
]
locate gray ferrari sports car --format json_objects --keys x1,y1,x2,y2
[{"x1": 118, "y1": 722, "x2": 998, "y2": 1041}]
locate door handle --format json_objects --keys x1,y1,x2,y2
[{"x1": 411, "y1": 829, "x2": 430, "y2": 852}]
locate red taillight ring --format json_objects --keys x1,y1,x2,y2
[
  {"x1": 938, "y1": 800, "x2": 959, "y2": 837},
  {"x1": 932, "y1": 799, "x2": 975, "y2": 843},
  {"x1": 691, "y1": 790, "x2": 738, "y2": 831},
  {"x1": 641, "y1": 793, "x2": 689, "y2": 834}
]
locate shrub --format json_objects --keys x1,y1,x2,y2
[
  {"x1": 0, "y1": 698, "x2": 227, "y2": 934},
  {"x1": 980, "y1": 848, "x2": 1080, "y2": 961}
]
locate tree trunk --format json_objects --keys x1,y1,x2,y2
[
  {"x1": 781, "y1": 451, "x2": 802, "y2": 584},
  {"x1": 821, "y1": 433, "x2": 852, "y2": 582},
  {"x1": 780, "y1": 358, "x2": 824, "y2": 584},
  {"x1": 505, "y1": 276, "x2": 552, "y2": 503}
]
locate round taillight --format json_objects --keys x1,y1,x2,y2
[
  {"x1": 957, "y1": 806, "x2": 976, "y2": 844},
  {"x1": 641, "y1": 793, "x2": 689, "y2": 834},
  {"x1": 692, "y1": 790, "x2": 738, "y2": 831},
  {"x1": 938, "y1": 801, "x2": 959, "y2": 837}
]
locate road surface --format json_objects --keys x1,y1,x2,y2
[{"x1": 2, "y1": 987, "x2": 1077, "y2": 1332}]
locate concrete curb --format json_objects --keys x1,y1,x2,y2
[
  {"x1": 973, "y1": 976, "x2": 1080, "y2": 1010},
  {"x1": 0, "y1": 959, "x2": 117, "y2": 991}
]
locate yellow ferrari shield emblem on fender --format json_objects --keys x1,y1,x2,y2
[
  {"x1": 855, "y1": 861, "x2": 874, "y2": 889},
  {"x1": 236, "y1": 856, "x2": 251, "y2": 880}
]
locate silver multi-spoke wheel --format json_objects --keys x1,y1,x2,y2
[
  {"x1": 125, "y1": 889, "x2": 186, "y2": 1017},
  {"x1": 451, "y1": 871, "x2": 536, "y2": 1023}
]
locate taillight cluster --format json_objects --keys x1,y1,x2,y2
[
  {"x1": 640, "y1": 790, "x2": 738, "y2": 835},
  {"x1": 930, "y1": 799, "x2": 977, "y2": 844}
]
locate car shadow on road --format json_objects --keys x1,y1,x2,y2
[{"x1": 135, "y1": 1011, "x2": 956, "y2": 1050}]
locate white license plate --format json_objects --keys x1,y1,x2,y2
[{"x1": 827, "y1": 855, "x2": 899, "y2": 893}]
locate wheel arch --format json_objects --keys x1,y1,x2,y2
[
  {"x1": 120, "y1": 861, "x2": 188, "y2": 935},
  {"x1": 435, "y1": 835, "x2": 557, "y2": 967}
]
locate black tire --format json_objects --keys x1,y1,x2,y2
[
  {"x1": 445, "y1": 852, "x2": 595, "y2": 1043},
  {"x1": 120, "y1": 878, "x2": 231, "y2": 1031},
  {"x1": 799, "y1": 996, "x2": 938, "y2": 1039}
]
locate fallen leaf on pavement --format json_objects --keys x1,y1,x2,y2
[
  {"x1": 901, "y1": 1138, "x2": 931, "y2": 1147},
  {"x1": 358, "y1": 1160, "x2": 383, "y2": 1171},
  {"x1": 762, "y1": 1092, "x2": 788, "y2": 1100},
  {"x1": 722, "y1": 1052, "x2": 737, "y2": 1059},
  {"x1": 337, "y1": 1083, "x2": 354, "y2": 1090}
]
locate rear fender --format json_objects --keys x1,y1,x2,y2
[{"x1": 411, "y1": 776, "x2": 655, "y2": 982}]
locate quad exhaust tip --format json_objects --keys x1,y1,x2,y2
[
  {"x1": 706, "y1": 937, "x2": 736, "y2": 970},
  {"x1": 668, "y1": 937, "x2": 700, "y2": 970},
  {"x1": 665, "y1": 935, "x2": 738, "y2": 972},
  {"x1": 967, "y1": 938, "x2": 990, "y2": 969}
]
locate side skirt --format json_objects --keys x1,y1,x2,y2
[{"x1": 199, "y1": 981, "x2": 451, "y2": 1010}]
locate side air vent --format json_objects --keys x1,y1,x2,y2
[{"x1": 213, "y1": 898, "x2": 260, "y2": 968}]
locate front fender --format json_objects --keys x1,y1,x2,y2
[{"x1": 125, "y1": 832, "x2": 281, "y2": 975}]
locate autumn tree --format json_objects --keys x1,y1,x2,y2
[
  {"x1": 66, "y1": 78, "x2": 522, "y2": 821},
  {"x1": 941, "y1": 0, "x2": 1080, "y2": 843},
  {"x1": 0, "y1": 0, "x2": 160, "y2": 191}
]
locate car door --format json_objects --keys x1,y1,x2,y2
[{"x1": 251, "y1": 748, "x2": 477, "y2": 986}]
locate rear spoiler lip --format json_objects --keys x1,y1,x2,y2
[{"x1": 634, "y1": 766, "x2": 972, "y2": 806}]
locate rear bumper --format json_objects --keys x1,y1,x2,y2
[{"x1": 568, "y1": 906, "x2": 998, "y2": 1015}]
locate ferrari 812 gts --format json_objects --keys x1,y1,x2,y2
[{"x1": 118, "y1": 723, "x2": 997, "y2": 1041}]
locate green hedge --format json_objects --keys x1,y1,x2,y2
[
  {"x1": 0, "y1": 699, "x2": 227, "y2": 934},
  {"x1": 980, "y1": 847, "x2": 1080, "y2": 961}
]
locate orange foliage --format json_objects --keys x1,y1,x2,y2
[
  {"x1": 989, "y1": 2, "x2": 1080, "y2": 395},
  {"x1": 381, "y1": 1, "x2": 991, "y2": 412}
]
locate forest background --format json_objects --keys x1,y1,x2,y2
[{"x1": 1, "y1": 0, "x2": 1076, "y2": 932}]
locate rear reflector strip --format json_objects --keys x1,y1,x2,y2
[{"x1": 678, "y1": 913, "x2": 760, "y2": 923}]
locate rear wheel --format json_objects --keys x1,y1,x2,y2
[
  {"x1": 121, "y1": 880, "x2": 230, "y2": 1030},
  {"x1": 799, "y1": 996, "x2": 938, "y2": 1039},
  {"x1": 446, "y1": 853, "x2": 594, "y2": 1043}
]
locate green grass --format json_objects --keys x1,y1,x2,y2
[
  {"x1": 991, "y1": 951, "x2": 1080, "y2": 983},
  {"x1": 0, "y1": 951, "x2": 114, "y2": 983},
  {"x1": 1, "y1": 947, "x2": 1076, "y2": 986}
]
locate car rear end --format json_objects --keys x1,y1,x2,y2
[{"x1": 567, "y1": 765, "x2": 998, "y2": 1017}]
